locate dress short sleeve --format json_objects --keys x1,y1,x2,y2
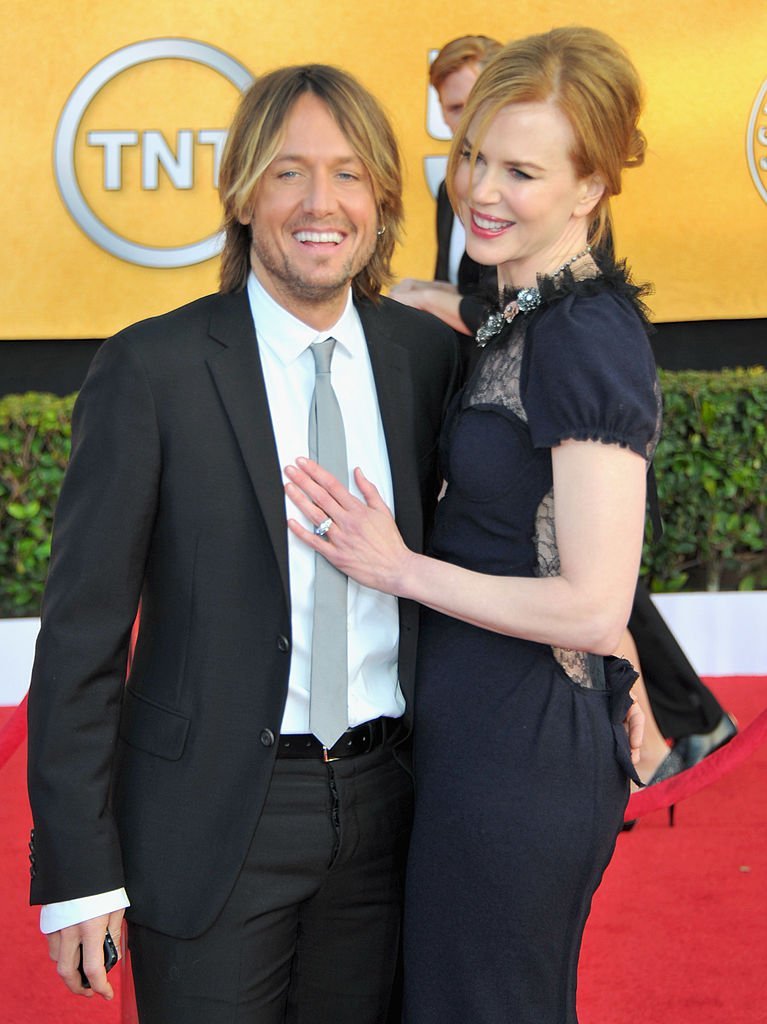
[{"x1": 521, "y1": 289, "x2": 660, "y2": 461}]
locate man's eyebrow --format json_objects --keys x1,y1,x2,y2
[{"x1": 271, "y1": 153, "x2": 363, "y2": 164}]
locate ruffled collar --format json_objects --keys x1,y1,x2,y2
[{"x1": 475, "y1": 258, "x2": 654, "y2": 347}]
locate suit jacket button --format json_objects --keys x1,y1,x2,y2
[
  {"x1": 276, "y1": 635, "x2": 290, "y2": 653},
  {"x1": 260, "y1": 729, "x2": 275, "y2": 747}
]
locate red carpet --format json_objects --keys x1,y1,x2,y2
[
  {"x1": 579, "y1": 677, "x2": 767, "y2": 1024},
  {"x1": 2, "y1": 678, "x2": 765, "y2": 1023},
  {"x1": 0, "y1": 710, "x2": 123, "y2": 1024}
]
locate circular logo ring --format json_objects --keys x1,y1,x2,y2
[
  {"x1": 747, "y1": 78, "x2": 767, "y2": 206},
  {"x1": 53, "y1": 38, "x2": 254, "y2": 268}
]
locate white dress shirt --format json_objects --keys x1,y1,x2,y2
[
  {"x1": 250, "y1": 272, "x2": 402, "y2": 732},
  {"x1": 41, "y1": 274, "x2": 402, "y2": 933},
  {"x1": 447, "y1": 215, "x2": 467, "y2": 286}
]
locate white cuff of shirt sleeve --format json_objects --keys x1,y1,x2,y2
[{"x1": 40, "y1": 888, "x2": 130, "y2": 934}]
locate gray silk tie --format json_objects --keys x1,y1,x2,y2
[{"x1": 308, "y1": 338, "x2": 349, "y2": 749}]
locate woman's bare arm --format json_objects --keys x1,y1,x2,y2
[{"x1": 284, "y1": 438, "x2": 647, "y2": 655}]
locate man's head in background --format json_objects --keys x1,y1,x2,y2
[{"x1": 430, "y1": 35, "x2": 503, "y2": 135}]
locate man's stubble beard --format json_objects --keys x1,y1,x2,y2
[{"x1": 249, "y1": 230, "x2": 377, "y2": 307}]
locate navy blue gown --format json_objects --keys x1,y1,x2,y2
[{"x1": 403, "y1": 269, "x2": 661, "y2": 1023}]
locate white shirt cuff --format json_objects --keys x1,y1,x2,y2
[{"x1": 40, "y1": 888, "x2": 130, "y2": 934}]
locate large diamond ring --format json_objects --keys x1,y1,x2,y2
[{"x1": 314, "y1": 517, "x2": 333, "y2": 537}]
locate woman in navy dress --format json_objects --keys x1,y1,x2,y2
[{"x1": 286, "y1": 26, "x2": 658, "y2": 1023}]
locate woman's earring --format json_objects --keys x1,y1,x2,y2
[{"x1": 376, "y1": 226, "x2": 386, "y2": 236}]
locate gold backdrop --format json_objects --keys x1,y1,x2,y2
[{"x1": 1, "y1": 0, "x2": 765, "y2": 338}]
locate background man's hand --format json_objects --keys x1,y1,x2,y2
[
  {"x1": 388, "y1": 280, "x2": 470, "y2": 333},
  {"x1": 626, "y1": 699, "x2": 645, "y2": 765}
]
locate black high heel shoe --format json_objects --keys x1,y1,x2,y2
[
  {"x1": 646, "y1": 746, "x2": 687, "y2": 826},
  {"x1": 622, "y1": 746, "x2": 687, "y2": 831},
  {"x1": 674, "y1": 712, "x2": 738, "y2": 769}
]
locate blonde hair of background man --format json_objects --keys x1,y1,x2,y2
[{"x1": 429, "y1": 35, "x2": 503, "y2": 91}]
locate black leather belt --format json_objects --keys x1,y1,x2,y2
[{"x1": 276, "y1": 717, "x2": 399, "y2": 762}]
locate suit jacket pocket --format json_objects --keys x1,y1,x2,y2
[{"x1": 119, "y1": 686, "x2": 190, "y2": 761}]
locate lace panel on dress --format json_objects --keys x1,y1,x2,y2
[
  {"x1": 533, "y1": 488, "x2": 603, "y2": 689},
  {"x1": 465, "y1": 317, "x2": 527, "y2": 417}
]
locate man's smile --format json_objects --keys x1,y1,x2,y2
[{"x1": 292, "y1": 229, "x2": 346, "y2": 245}]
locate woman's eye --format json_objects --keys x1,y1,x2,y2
[{"x1": 510, "y1": 168, "x2": 532, "y2": 180}]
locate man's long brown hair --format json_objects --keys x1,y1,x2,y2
[{"x1": 218, "y1": 64, "x2": 403, "y2": 302}]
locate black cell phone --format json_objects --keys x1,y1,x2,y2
[{"x1": 77, "y1": 929, "x2": 119, "y2": 988}]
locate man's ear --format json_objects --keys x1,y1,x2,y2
[{"x1": 576, "y1": 174, "x2": 606, "y2": 218}]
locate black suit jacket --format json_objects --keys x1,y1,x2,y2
[
  {"x1": 434, "y1": 180, "x2": 494, "y2": 375},
  {"x1": 434, "y1": 180, "x2": 486, "y2": 295},
  {"x1": 27, "y1": 289, "x2": 458, "y2": 938}
]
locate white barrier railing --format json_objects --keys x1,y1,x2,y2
[{"x1": 2, "y1": 593, "x2": 766, "y2": 705}]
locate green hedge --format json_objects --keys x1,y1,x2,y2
[
  {"x1": 643, "y1": 367, "x2": 767, "y2": 593},
  {"x1": 1, "y1": 371, "x2": 766, "y2": 617},
  {"x1": 1, "y1": 393, "x2": 74, "y2": 618}
]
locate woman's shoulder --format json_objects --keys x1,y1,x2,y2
[
  {"x1": 531, "y1": 259, "x2": 654, "y2": 352},
  {"x1": 520, "y1": 261, "x2": 661, "y2": 460}
]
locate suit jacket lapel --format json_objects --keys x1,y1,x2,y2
[
  {"x1": 435, "y1": 182, "x2": 453, "y2": 282},
  {"x1": 203, "y1": 293, "x2": 424, "y2": 604},
  {"x1": 205, "y1": 291, "x2": 290, "y2": 602},
  {"x1": 357, "y1": 301, "x2": 423, "y2": 555}
]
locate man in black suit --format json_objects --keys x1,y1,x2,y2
[{"x1": 27, "y1": 64, "x2": 458, "y2": 1023}]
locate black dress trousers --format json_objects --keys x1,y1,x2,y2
[{"x1": 129, "y1": 743, "x2": 413, "y2": 1024}]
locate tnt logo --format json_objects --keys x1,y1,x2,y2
[
  {"x1": 54, "y1": 39, "x2": 253, "y2": 268},
  {"x1": 747, "y1": 78, "x2": 767, "y2": 206},
  {"x1": 423, "y1": 48, "x2": 451, "y2": 199}
]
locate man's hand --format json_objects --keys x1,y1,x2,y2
[
  {"x1": 388, "y1": 280, "x2": 470, "y2": 334},
  {"x1": 389, "y1": 277, "x2": 456, "y2": 297},
  {"x1": 46, "y1": 909, "x2": 124, "y2": 999}
]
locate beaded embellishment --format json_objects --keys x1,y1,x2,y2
[
  {"x1": 475, "y1": 288, "x2": 541, "y2": 347},
  {"x1": 475, "y1": 245, "x2": 592, "y2": 347}
]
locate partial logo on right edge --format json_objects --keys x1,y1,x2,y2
[{"x1": 747, "y1": 79, "x2": 767, "y2": 205}]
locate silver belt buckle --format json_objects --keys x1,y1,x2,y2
[{"x1": 322, "y1": 746, "x2": 340, "y2": 763}]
